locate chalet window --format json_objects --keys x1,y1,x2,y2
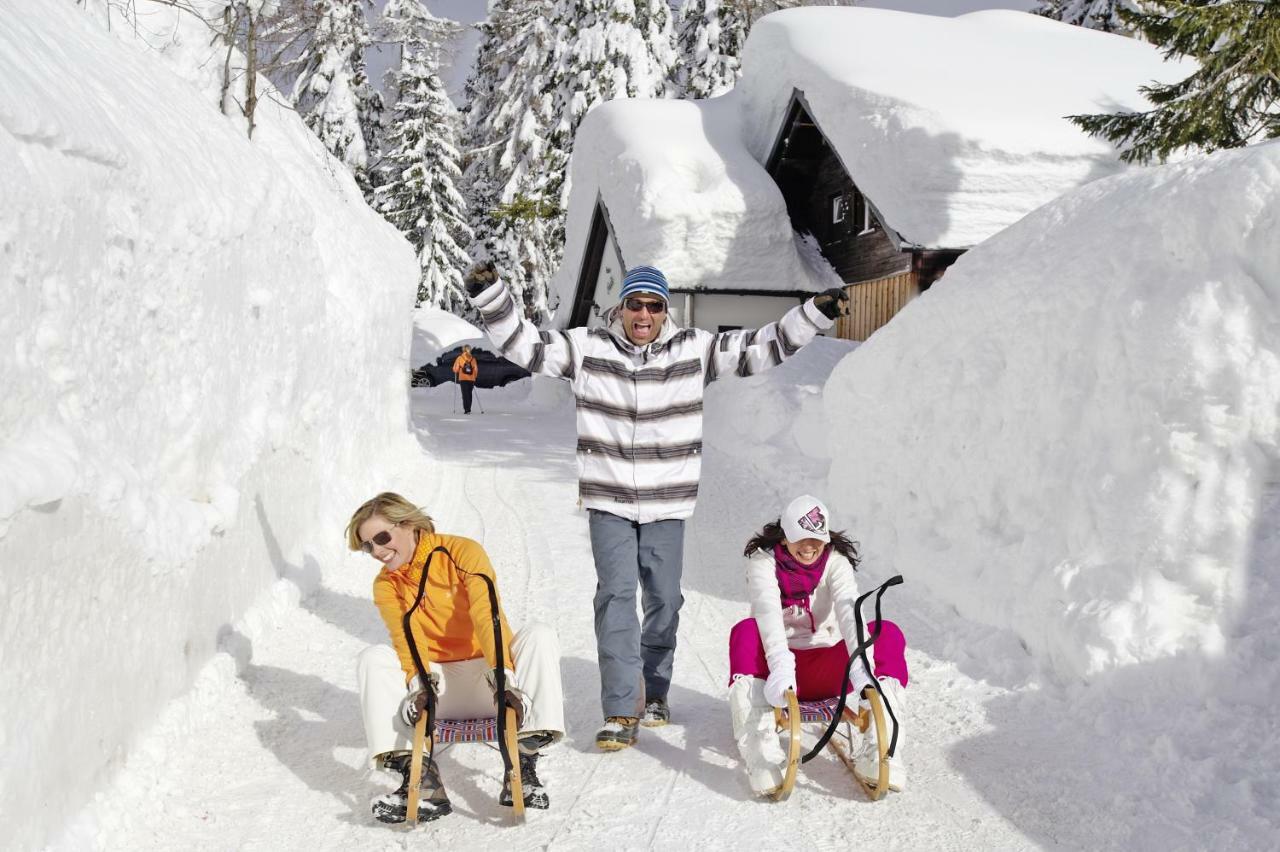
[
  {"x1": 856, "y1": 191, "x2": 877, "y2": 235},
  {"x1": 830, "y1": 193, "x2": 845, "y2": 225}
]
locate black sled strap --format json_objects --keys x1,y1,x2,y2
[
  {"x1": 402, "y1": 547, "x2": 450, "y2": 758},
  {"x1": 801, "y1": 574, "x2": 903, "y2": 764},
  {"x1": 404, "y1": 545, "x2": 515, "y2": 778}
]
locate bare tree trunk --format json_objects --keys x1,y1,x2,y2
[
  {"x1": 220, "y1": 5, "x2": 235, "y2": 117},
  {"x1": 245, "y1": 9, "x2": 258, "y2": 138}
]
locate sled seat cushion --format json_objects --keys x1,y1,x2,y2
[
  {"x1": 797, "y1": 698, "x2": 845, "y2": 723},
  {"x1": 435, "y1": 717, "x2": 498, "y2": 743}
]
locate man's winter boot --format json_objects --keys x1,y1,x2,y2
[
  {"x1": 853, "y1": 676, "x2": 907, "y2": 792},
  {"x1": 595, "y1": 716, "x2": 640, "y2": 751},
  {"x1": 372, "y1": 752, "x2": 452, "y2": 824},
  {"x1": 641, "y1": 697, "x2": 670, "y2": 728},
  {"x1": 729, "y1": 676, "x2": 786, "y2": 796},
  {"x1": 500, "y1": 751, "x2": 550, "y2": 809}
]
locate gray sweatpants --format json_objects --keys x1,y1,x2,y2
[{"x1": 588, "y1": 509, "x2": 686, "y2": 719}]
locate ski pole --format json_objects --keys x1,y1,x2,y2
[
  {"x1": 452, "y1": 380, "x2": 459, "y2": 414},
  {"x1": 473, "y1": 387, "x2": 485, "y2": 414}
]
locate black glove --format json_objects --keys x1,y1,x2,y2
[
  {"x1": 464, "y1": 261, "x2": 498, "y2": 297},
  {"x1": 400, "y1": 685, "x2": 429, "y2": 726},
  {"x1": 487, "y1": 667, "x2": 527, "y2": 728},
  {"x1": 813, "y1": 287, "x2": 850, "y2": 320},
  {"x1": 499, "y1": 688, "x2": 526, "y2": 729}
]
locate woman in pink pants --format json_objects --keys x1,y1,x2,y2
[{"x1": 727, "y1": 494, "x2": 909, "y2": 796}]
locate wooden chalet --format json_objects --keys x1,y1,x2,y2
[
  {"x1": 766, "y1": 90, "x2": 964, "y2": 341},
  {"x1": 565, "y1": 90, "x2": 970, "y2": 342},
  {"x1": 567, "y1": 195, "x2": 810, "y2": 334}
]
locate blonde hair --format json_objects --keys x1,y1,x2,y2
[{"x1": 345, "y1": 492, "x2": 435, "y2": 551}]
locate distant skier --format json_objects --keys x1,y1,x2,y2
[
  {"x1": 465, "y1": 262, "x2": 849, "y2": 750},
  {"x1": 452, "y1": 344, "x2": 479, "y2": 414},
  {"x1": 347, "y1": 492, "x2": 565, "y2": 822},
  {"x1": 728, "y1": 495, "x2": 909, "y2": 796}
]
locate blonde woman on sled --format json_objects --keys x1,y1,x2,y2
[
  {"x1": 347, "y1": 493, "x2": 565, "y2": 823},
  {"x1": 727, "y1": 495, "x2": 909, "y2": 798}
]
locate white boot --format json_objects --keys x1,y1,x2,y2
[
  {"x1": 728, "y1": 677, "x2": 786, "y2": 796},
  {"x1": 853, "y1": 676, "x2": 907, "y2": 792}
]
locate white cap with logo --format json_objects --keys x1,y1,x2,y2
[{"x1": 781, "y1": 494, "x2": 831, "y2": 544}]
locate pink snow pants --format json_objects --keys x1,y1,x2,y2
[{"x1": 727, "y1": 617, "x2": 909, "y2": 701}]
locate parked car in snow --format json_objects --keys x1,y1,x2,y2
[{"x1": 411, "y1": 345, "x2": 531, "y2": 389}]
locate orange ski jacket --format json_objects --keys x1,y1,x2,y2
[
  {"x1": 452, "y1": 352, "x2": 478, "y2": 383},
  {"x1": 372, "y1": 531, "x2": 515, "y2": 685}
]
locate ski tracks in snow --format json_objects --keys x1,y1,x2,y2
[{"x1": 65, "y1": 389, "x2": 1047, "y2": 851}]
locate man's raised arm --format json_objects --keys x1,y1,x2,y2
[{"x1": 465, "y1": 263, "x2": 578, "y2": 380}]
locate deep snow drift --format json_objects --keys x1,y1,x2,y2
[
  {"x1": 824, "y1": 140, "x2": 1280, "y2": 681},
  {"x1": 0, "y1": 3, "x2": 418, "y2": 846}
]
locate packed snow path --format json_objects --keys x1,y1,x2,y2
[{"x1": 65, "y1": 381, "x2": 1279, "y2": 851}]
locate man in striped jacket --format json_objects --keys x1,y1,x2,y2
[{"x1": 466, "y1": 264, "x2": 848, "y2": 750}]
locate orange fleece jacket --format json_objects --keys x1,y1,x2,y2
[
  {"x1": 372, "y1": 531, "x2": 515, "y2": 685},
  {"x1": 452, "y1": 352, "x2": 478, "y2": 382}
]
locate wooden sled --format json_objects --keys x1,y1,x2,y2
[
  {"x1": 403, "y1": 705, "x2": 524, "y2": 825},
  {"x1": 771, "y1": 688, "x2": 892, "y2": 802}
]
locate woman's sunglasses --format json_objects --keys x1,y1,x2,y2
[
  {"x1": 360, "y1": 530, "x2": 393, "y2": 554},
  {"x1": 624, "y1": 298, "x2": 666, "y2": 314}
]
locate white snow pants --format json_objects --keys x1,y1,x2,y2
[{"x1": 357, "y1": 621, "x2": 565, "y2": 766}]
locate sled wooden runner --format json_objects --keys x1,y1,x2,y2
[
  {"x1": 503, "y1": 706, "x2": 524, "y2": 819},
  {"x1": 772, "y1": 690, "x2": 803, "y2": 801},
  {"x1": 833, "y1": 688, "x2": 891, "y2": 801},
  {"x1": 405, "y1": 714, "x2": 430, "y2": 824},
  {"x1": 773, "y1": 688, "x2": 892, "y2": 802}
]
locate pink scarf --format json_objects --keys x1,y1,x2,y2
[{"x1": 772, "y1": 543, "x2": 830, "y2": 626}]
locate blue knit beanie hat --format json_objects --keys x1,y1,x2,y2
[{"x1": 619, "y1": 266, "x2": 670, "y2": 304}]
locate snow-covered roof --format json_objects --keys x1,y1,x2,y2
[
  {"x1": 549, "y1": 96, "x2": 841, "y2": 324},
  {"x1": 737, "y1": 7, "x2": 1193, "y2": 248},
  {"x1": 551, "y1": 7, "x2": 1191, "y2": 321}
]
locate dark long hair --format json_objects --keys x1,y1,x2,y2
[{"x1": 743, "y1": 519, "x2": 861, "y2": 569}]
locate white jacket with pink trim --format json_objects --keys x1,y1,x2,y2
[{"x1": 745, "y1": 548, "x2": 873, "y2": 691}]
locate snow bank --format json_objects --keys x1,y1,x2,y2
[
  {"x1": 736, "y1": 7, "x2": 1192, "y2": 248},
  {"x1": 0, "y1": 2, "x2": 418, "y2": 846},
  {"x1": 824, "y1": 140, "x2": 1280, "y2": 680}
]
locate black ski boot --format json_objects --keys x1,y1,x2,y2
[
  {"x1": 500, "y1": 751, "x2": 549, "y2": 810},
  {"x1": 372, "y1": 752, "x2": 452, "y2": 824}
]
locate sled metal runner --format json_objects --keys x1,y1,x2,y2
[{"x1": 771, "y1": 688, "x2": 892, "y2": 802}]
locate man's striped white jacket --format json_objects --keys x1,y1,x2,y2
[{"x1": 471, "y1": 280, "x2": 834, "y2": 523}]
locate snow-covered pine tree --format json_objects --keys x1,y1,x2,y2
[
  {"x1": 672, "y1": 0, "x2": 748, "y2": 99},
  {"x1": 462, "y1": 0, "x2": 560, "y2": 323},
  {"x1": 545, "y1": 0, "x2": 676, "y2": 214},
  {"x1": 1070, "y1": 1, "x2": 1280, "y2": 163},
  {"x1": 374, "y1": 1, "x2": 471, "y2": 311},
  {"x1": 1035, "y1": 0, "x2": 1140, "y2": 34},
  {"x1": 292, "y1": 0, "x2": 384, "y2": 192},
  {"x1": 377, "y1": 0, "x2": 458, "y2": 66}
]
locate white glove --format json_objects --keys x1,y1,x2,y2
[{"x1": 763, "y1": 667, "x2": 797, "y2": 709}]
